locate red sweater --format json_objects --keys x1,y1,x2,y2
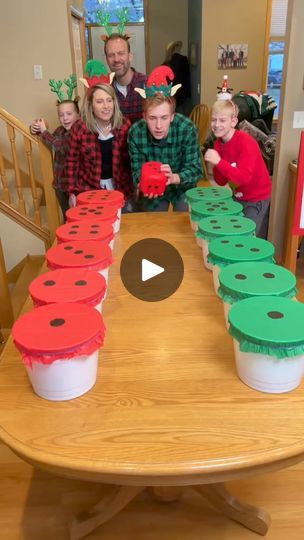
[{"x1": 213, "y1": 130, "x2": 272, "y2": 202}]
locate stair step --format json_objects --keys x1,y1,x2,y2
[
  {"x1": 11, "y1": 255, "x2": 45, "y2": 319},
  {"x1": 0, "y1": 328, "x2": 11, "y2": 357},
  {"x1": 0, "y1": 169, "x2": 43, "y2": 219}
]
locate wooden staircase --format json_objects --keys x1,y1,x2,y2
[{"x1": 0, "y1": 106, "x2": 61, "y2": 247}]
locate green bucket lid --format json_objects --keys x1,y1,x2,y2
[
  {"x1": 208, "y1": 236, "x2": 275, "y2": 268},
  {"x1": 195, "y1": 215, "x2": 256, "y2": 242},
  {"x1": 218, "y1": 262, "x2": 297, "y2": 304},
  {"x1": 228, "y1": 296, "x2": 304, "y2": 359},
  {"x1": 186, "y1": 186, "x2": 232, "y2": 204},
  {"x1": 191, "y1": 199, "x2": 243, "y2": 222}
]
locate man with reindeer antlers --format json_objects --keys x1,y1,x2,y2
[
  {"x1": 128, "y1": 66, "x2": 203, "y2": 212},
  {"x1": 99, "y1": 8, "x2": 147, "y2": 124}
]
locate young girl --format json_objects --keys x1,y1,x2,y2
[
  {"x1": 66, "y1": 82, "x2": 133, "y2": 209},
  {"x1": 205, "y1": 100, "x2": 272, "y2": 239},
  {"x1": 30, "y1": 76, "x2": 80, "y2": 221}
]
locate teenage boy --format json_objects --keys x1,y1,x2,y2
[
  {"x1": 205, "y1": 100, "x2": 272, "y2": 238},
  {"x1": 128, "y1": 66, "x2": 203, "y2": 211},
  {"x1": 104, "y1": 33, "x2": 147, "y2": 124}
]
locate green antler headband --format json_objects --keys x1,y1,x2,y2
[
  {"x1": 49, "y1": 74, "x2": 77, "y2": 102},
  {"x1": 97, "y1": 7, "x2": 130, "y2": 41}
]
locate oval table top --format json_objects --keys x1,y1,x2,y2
[{"x1": 1, "y1": 213, "x2": 304, "y2": 487}]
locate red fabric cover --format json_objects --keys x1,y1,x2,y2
[
  {"x1": 56, "y1": 220, "x2": 114, "y2": 245},
  {"x1": 77, "y1": 189, "x2": 125, "y2": 209},
  {"x1": 12, "y1": 302, "x2": 105, "y2": 366},
  {"x1": 29, "y1": 268, "x2": 106, "y2": 307},
  {"x1": 139, "y1": 162, "x2": 167, "y2": 196},
  {"x1": 66, "y1": 204, "x2": 118, "y2": 224},
  {"x1": 46, "y1": 240, "x2": 113, "y2": 272}
]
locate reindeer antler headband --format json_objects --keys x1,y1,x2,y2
[
  {"x1": 97, "y1": 7, "x2": 131, "y2": 42},
  {"x1": 49, "y1": 74, "x2": 78, "y2": 103},
  {"x1": 134, "y1": 66, "x2": 181, "y2": 99}
]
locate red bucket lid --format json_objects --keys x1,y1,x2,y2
[
  {"x1": 56, "y1": 220, "x2": 114, "y2": 244},
  {"x1": 66, "y1": 204, "x2": 118, "y2": 223},
  {"x1": 46, "y1": 240, "x2": 113, "y2": 272},
  {"x1": 12, "y1": 302, "x2": 105, "y2": 365},
  {"x1": 77, "y1": 190, "x2": 125, "y2": 208},
  {"x1": 29, "y1": 268, "x2": 107, "y2": 307}
]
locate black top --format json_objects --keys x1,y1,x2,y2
[{"x1": 99, "y1": 137, "x2": 113, "y2": 179}]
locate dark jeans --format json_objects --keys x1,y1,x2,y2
[
  {"x1": 55, "y1": 188, "x2": 69, "y2": 223},
  {"x1": 138, "y1": 194, "x2": 188, "y2": 212},
  {"x1": 234, "y1": 197, "x2": 271, "y2": 239}
]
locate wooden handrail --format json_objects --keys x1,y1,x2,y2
[{"x1": 0, "y1": 106, "x2": 61, "y2": 241}]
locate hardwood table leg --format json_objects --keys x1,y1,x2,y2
[
  {"x1": 193, "y1": 483, "x2": 271, "y2": 536},
  {"x1": 69, "y1": 485, "x2": 144, "y2": 540},
  {"x1": 148, "y1": 486, "x2": 183, "y2": 502}
]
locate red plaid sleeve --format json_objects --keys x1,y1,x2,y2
[{"x1": 113, "y1": 118, "x2": 133, "y2": 199}]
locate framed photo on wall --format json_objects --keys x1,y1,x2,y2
[{"x1": 218, "y1": 44, "x2": 248, "y2": 69}]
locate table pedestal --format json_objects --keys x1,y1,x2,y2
[{"x1": 69, "y1": 483, "x2": 271, "y2": 539}]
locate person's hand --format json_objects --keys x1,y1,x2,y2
[
  {"x1": 204, "y1": 149, "x2": 221, "y2": 166},
  {"x1": 160, "y1": 164, "x2": 180, "y2": 185},
  {"x1": 144, "y1": 193, "x2": 159, "y2": 199},
  {"x1": 30, "y1": 118, "x2": 47, "y2": 134},
  {"x1": 68, "y1": 194, "x2": 77, "y2": 208}
]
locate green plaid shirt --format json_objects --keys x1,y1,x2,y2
[{"x1": 128, "y1": 113, "x2": 203, "y2": 209}]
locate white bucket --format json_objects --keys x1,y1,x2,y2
[
  {"x1": 98, "y1": 267, "x2": 109, "y2": 299},
  {"x1": 113, "y1": 217, "x2": 120, "y2": 234},
  {"x1": 233, "y1": 339, "x2": 304, "y2": 393},
  {"x1": 212, "y1": 264, "x2": 221, "y2": 295},
  {"x1": 26, "y1": 350, "x2": 99, "y2": 401},
  {"x1": 201, "y1": 239, "x2": 213, "y2": 271}
]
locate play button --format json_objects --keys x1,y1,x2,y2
[
  {"x1": 120, "y1": 238, "x2": 184, "y2": 302},
  {"x1": 142, "y1": 259, "x2": 164, "y2": 282}
]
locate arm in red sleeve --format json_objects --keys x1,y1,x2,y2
[{"x1": 214, "y1": 136, "x2": 258, "y2": 188}]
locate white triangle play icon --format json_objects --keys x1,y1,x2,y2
[{"x1": 141, "y1": 258, "x2": 165, "y2": 282}]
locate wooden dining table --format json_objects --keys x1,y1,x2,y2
[{"x1": 1, "y1": 212, "x2": 304, "y2": 540}]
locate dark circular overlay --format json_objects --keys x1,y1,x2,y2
[{"x1": 120, "y1": 238, "x2": 184, "y2": 302}]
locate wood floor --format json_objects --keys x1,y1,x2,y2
[{"x1": 1, "y1": 257, "x2": 304, "y2": 539}]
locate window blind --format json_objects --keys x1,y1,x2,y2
[{"x1": 270, "y1": 0, "x2": 288, "y2": 37}]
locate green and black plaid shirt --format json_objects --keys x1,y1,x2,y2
[{"x1": 128, "y1": 113, "x2": 203, "y2": 210}]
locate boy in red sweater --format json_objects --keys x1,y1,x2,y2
[{"x1": 205, "y1": 100, "x2": 272, "y2": 238}]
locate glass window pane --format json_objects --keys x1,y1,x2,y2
[
  {"x1": 267, "y1": 54, "x2": 284, "y2": 118},
  {"x1": 85, "y1": 0, "x2": 144, "y2": 24}
]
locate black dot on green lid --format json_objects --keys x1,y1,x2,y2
[
  {"x1": 250, "y1": 248, "x2": 260, "y2": 252},
  {"x1": 213, "y1": 226, "x2": 221, "y2": 229},
  {"x1": 230, "y1": 219, "x2": 238, "y2": 222},
  {"x1": 213, "y1": 204, "x2": 220, "y2": 208},
  {"x1": 263, "y1": 272, "x2": 275, "y2": 278},
  {"x1": 235, "y1": 274, "x2": 247, "y2": 280},
  {"x1": 267, "y1": 311, "x2": 284, "y2": 319},
  {"x1": 50, "y1": 318, "x2": 65, "y2": 327},
  {"x1": 44, "y1": 280, "x2": 56, "y2": 286},
  {"x1": 221, "y1": 240, "x2": 229, "y2": 244},
  {"x1": 235, "y1": 244, "x2": 244, "y2": 248},
  {"x1": 75, "y1": 280, "x2": 87, "y2": 286},
  {"x1": 210, "y1": 220, "x2": 218, "y2": 223},
  {"x1": 233, "y1": 225, "x2": 241, "y2": 228},
  {"x1": 222, "y1": 207, "x2": 228, "y2": 210}
]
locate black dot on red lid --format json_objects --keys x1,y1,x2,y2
[
  {"x1": 80, "y1": 212, "x2": 87, "y2": 215},
  {"x1": 235, "y1": 244, "x2": 244, "y2": 248},
  {"x1": 64, "y1": 246, "x2": 73, "y2": 250},
  {"x1": 50, "y1": 318, "x2": 65, "y2": 327},
  {"x1": 85, "y1": 254, "x2": 94, "y2": 259},
  {"x1": 44, "y1": 280, "x2": 56, "y2": 286},
  {"x1": 69, "y1": 231, "x2": 78, "y2": 235},
  {"x1": 267, "y1": 311, "x2": 284, "y2": 319},
  {"x1": 71, "y1": 225, "x2": 79, "y2": 229},
  {"x1": 95, "y1": 212, "x2": 102, "y2": 215},
  {"x1": 88, "y1": 209, "x2": 95, "y2": 212},
  {"x1": 235, "y1": 274, "x2": 247, "y2": 280},
  {"x1": 250, "y1": 248, "x2": 260, "y2": 252},
  {"x1": 90, "y1": 231, "x2": 98, "y2": 234},
  {"x1": 74, "y1": 250, "x2": 83, "y2": 254},
  {"x1": 91, "y1": 224, "x2": 99, "y2": 228},
  {"x1": 75, "y1": 280, "x2": 87, "y2": 286},
  {"x1": 263, "y1": 272, "x2": 275, "y2": 278}
]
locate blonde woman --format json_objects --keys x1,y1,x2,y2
[{"x1": 66, "y1": 83, "x2": 133, "y2": 206}]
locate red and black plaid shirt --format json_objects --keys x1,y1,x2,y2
[
  {"x1": 113, "y1": 69, "x2": 147, "y2": 124},
  {"x1": 65, "y1": 118, "x2": 133, "y2": 198}
]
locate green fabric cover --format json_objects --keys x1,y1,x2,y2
[
  {"x1": 195, "y1": 215, "x2": 256, "y2": 242},
  {"x1": 208, "y1": 236, "x2": 275, "y2": 268},
  {"x1": 186, "y1": 186, "x2": 232, "y2": 204},
  {"x1": 218, "y1": 261, "x2": 297, "y2": 303},
  {"x1": 228, "y1": 296, "x2": 304, "y2": 359},
  {"x1": 191, "y1": 199, "x2": 243, "y2": 222}
]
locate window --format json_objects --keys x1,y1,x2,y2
[
  {"x1": 84, "y1": 0, "x2": 144, "y2": 24},
  {"x1": 266, "y1": 0, "x2": 288, "y2": 118}
]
